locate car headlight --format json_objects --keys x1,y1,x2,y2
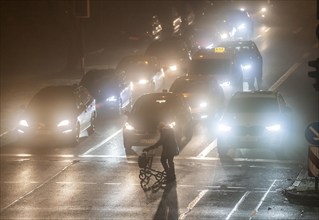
[
  {"x1": 241, "y1": 64, "x2": 252, "y2": 71},
  {"x1": 138, "y1": 79, "x2": 149, "y2": 85},
  {"x1": 266, "y1": 124, "x2": 281, "y2": 132},
  {"x1": 237, "y1": 23, "x2": 246, "y2": 30},
  {"x1": 125, "y1": 122, "x2": 135, "y2": 130},
  {"x1": 168, "y1": 121, "x2": 176, "y2": 129},
  {"x1": 199, "y1": 102, "x2": 207, "y2": 108},
  {"x1": 220, "y1": 33, "x2": 228, "y2": 40},
  {"x1": 219, "y1": 81, "x2": 231, "y2": 88},
  {"x1": 218, "y1": 123, "x2": 232, "y2": 132},
  {"x1": 57, "y1": 119, "x2": 70, "y2": 127},
  {"x1": 169, "y1": 65, "x2": 177, "y2": 71},
  {"x1": 106, "y1": 96, "x2": 118, "y2": 102},
  {"x1": 19, "y1": 119, "x2": 29, "y2": 127}
]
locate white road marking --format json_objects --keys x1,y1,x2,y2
[
  {"x1": 249, "y1": 179, "x2": 277, "y2": 220},
  {"x1": 196, "y1": 139, "x2": 217, "y2": 158},
  {"x1": 0, "y1": 161, "x2": 74, "y2": 213},
  {"x1": 268, "y1": 62, "x2": 301, "y2": 91},
  {"x1": 178, "y1": 190, "x2": 208, "y2": 220},
  {"x1": 80, "y1": 128, "x2": 122, "y2": 155},
  {"x1": 226, "y1": 191, "x2": 251, "y2": 220}
]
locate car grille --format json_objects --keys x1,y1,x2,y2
[{"x1": 233, "y1": 126, "x2": 265, "y2": 136}]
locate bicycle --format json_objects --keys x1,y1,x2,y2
[{"x1": 138, "y1": 150, "x2": 167, "y2": 192}]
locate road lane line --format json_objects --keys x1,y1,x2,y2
[
  {"x1": 226, "y1": 191, "x2": 250, "y2": 220},
  {"x1": 196, "y1": 139, "x2": 217, "y2": 158},
  {"x1": 80, "y1": 128, "x2": 122, "y2": 155},
  {"x1": 178, "y1": 190, "x2": 208, "y2": 220},
  {"x1": 249, "y1": 179, "x2": 277, "y2": 220},
  {"x1": 268, "y1": 62, "x2": 301, "y2": 91},
  {"x1": 0, "y1": 160, "x2": 76, "y2": 213}
]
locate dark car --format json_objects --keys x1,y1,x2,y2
[
  {"x1": 217, "y1": 91, "x2": 292, "y2": 159},
  {"x1": 169, "y1": 75, "x2": 225, "y2": 121},
  {"x1": 116, "y1": 55, "x2": 165, "y2": 101},
  {"x1": 145, "y1": 37, "x2": 191, "y2": 76},
  {"x1": 17, "y1": 85, "x2": 96, "y2": 145},
  {"x1": 218, "y1": 40, "x2": 263, "y2": 90},
  {"x1": 224, "y1": 9, "x2": 254, "y2": 40},
  {"x1": 123, "y1": 91, "x2": 194, "y2": 149},
  {"x1": 80, "y1": 69, "x2": 132, "y2": 114}
]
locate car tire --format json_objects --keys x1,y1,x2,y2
[
  {"x1": 87, "y1": 113, "x2": 96, "y2": 136},
  {"x1": 71, "y1": 123, "x2": 80, "y2": 146}
]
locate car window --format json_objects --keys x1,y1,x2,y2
[{"x1": 171, "y1": 79, "x2": 209, "y2": 94}]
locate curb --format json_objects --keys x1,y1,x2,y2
[{"x1": 284, "y1": 168, "x2": 319, "y2": 207}]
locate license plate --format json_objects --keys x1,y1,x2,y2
[
  {"x1": 240, "y1": 136, "x2": 258, "y2": 142},
  {"x1": 36, "y1": 130, "x2": 51, "y2": 135}
]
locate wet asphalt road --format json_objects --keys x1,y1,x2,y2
[{"x1": 1, "y1": 1, "x2": 319, "y2": 219}]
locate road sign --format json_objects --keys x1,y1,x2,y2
[{"x1": 305, "y1": 122, "x2": 319, "y2": 146}]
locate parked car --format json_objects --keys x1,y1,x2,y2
[
  {"x1": 169, "y1": 74, "x2": 225, "y2": 121},
  {"x1": 123, "y1": 91, "x2": 194, "y2": 149},
  {"x1": 80, "y1": 68, "x2": 132, "y2": 115},
  {"x1": 217, "y1": 91, "x2": 292, "y2": 158},
  {"x1": 116, "y1": 55, "x2": 165, "y2": 101},
  {"x1": 17, "y1": 85, "x2": 96, "y2": 146}
]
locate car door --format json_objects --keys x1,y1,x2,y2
[
  {"x1": 118, "y1": 77, "x2": 131, "y2": 109},
  {"x1": 75, "y1": 86, "x2": 94, "y2": 131}
]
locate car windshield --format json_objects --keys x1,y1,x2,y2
[
  {"x1": 117, "y1": 61, "x2": 152, "y2": 80},
  {"x1": 227, "y1": 97, "x2": 279, "y2": 113},
  {"x1": 189, "y1": 59, "x2": 232, "y2": 75},
  {"x1": 132, "y1": 95, "x2": 177, "y2": 118},
  {"x1": 29, "y1": 88, "x2": 76, "y2": 112},
  {"x1": 170, "y1": 80, "x2": 209, "y2": 94}
]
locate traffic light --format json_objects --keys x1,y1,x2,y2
[{"x1": 308, "y1": 58, "x2": 319, "y2": 91}]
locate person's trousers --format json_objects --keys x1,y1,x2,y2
[{"x1": 161, "y1": 155, "x2": 175, "y2": 181}]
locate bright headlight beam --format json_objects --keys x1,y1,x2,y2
[
  {"x1": 106, "y1": 96, "x2": 117, "y2": 102},
  {"x1": 219, "y1": 81, "x2": 231, "y2": 87},
  {"x1": 218, "y1": 124, "x2": 232, "y2": 132},
  {"x1": 200, "y1": 102, "x2": 207, "y2": 108},
  {"x1": 169, "y1": 65, "x2": 177, "y2": 71},
  {"x1": 241, "y1": 64, "x2": 251, "y2": 71},
  {"x1": 125, "y1": 122, "x2": 134, "y2": 130},
  {"x1": 138, "y1": 79, "x2": 149, "y2": 85},
  {"x1": 266, "y1": 124, "x2": 281, "y2": 132},
  {"x1": 57, "y1": 120, "x2": 70, "y2": 127},
  {"x1": 19, "y1": 120, "x2": 29, "y2": 127}
]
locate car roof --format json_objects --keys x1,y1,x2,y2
[
  {"x1": 174, "y1": 74, "x2": 218, "y2": 83},
  {"x1": 232, "y1": 91, "x2": 278, "y2": 99},
  {"x1": 193, "y1": 47, "x2": 236, "y2": 60}
]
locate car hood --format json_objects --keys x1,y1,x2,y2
[
  {"x1": 221, "y1": 112, "x2": 283, "y2": 127},
  {"x1": 127, "y1": 114, "x2": 176, "y2": 132}
]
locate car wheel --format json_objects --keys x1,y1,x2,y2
[
  {"x1": 87, "y1": 113, "x2": 96, "y2": 135},
  {"x1": 71, "y1": 123, "x2": 80, "y2": 146}
]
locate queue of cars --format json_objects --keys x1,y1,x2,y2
[{"x1": 16, "y1": 7, "x2": 291, "y2": 160}]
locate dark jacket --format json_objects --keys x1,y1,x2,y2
[{"x1": 147, "y1": 127, "x2": 179, "y2": 157}]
